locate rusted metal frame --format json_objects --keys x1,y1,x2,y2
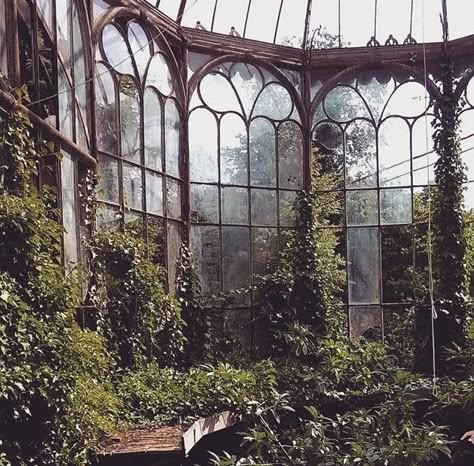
[
  {"x1": 176, "y1": 0, "x2": 188, "y2": 25},
  {"x1": 310, "y1": 62, "x2": 442, "y2": 118},
  {"x1": 243, "y1": 0, "x2": 252, "y2": 38},
  {"x1": 302, "y1": 0, "x2": 312, "y2": 50},
  {"x1": 273, "y1": 0, "x2": 285, "y2": 44},
  {"x1": 77, "y1": 0, "x2": 97, "y2": 159},
  {"x1": 0, "y1": 89, "x2": 97, "y2": 168},
  {"x1": 210, "y1": 0, "x2": 218, "y2": 32},
  {"x1": 181, "y1": 40, "x2": 191, "y2": 248},
  {"x1": 5, "y1": 0, "x2": 21, "y2": 86},
  {"x1": 302, "y1": 67, "x2": 312, "y2": 191},
  {"x1": 441, "y1": 0, "x2": 449, "y2": 44},
  {"x1": 188, "y1": 54, "x2": 307, "y2": 126},
  {"x1": 338, "y1": 0, "x2": 341, "y2": 48},
  {"x1": 92, "y1": 6, "x2": 186, "y2": 105},
  {"x1": 91, "y1": 5, "x2": 182, "y2": 47}
]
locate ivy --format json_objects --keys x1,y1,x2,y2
[
  {"x1": 90, "y1": 230, "x2": 185, "y2": 369},
  {"x1": 418, "y1": 57, "x2": 470, "y2": 374}
]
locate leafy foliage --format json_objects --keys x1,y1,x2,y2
[{"x1": 90, "y1": 230, "x2": 185, "y2": 369}]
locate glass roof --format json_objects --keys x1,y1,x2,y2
[{"x1": 143, "y1": 0, "x2": 474, "y2": 48}]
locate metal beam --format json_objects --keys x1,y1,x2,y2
[
  {"x1": 0, "y1": 89, "x2": 97, "y2": 169},
  {"x1": 303, "y1": 0, "x2": 313, "y2": 50}
]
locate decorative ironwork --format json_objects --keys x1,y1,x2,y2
[
  {"x1": 367, "y1": 36, "x2": 380, "y2": 47},
  {"x1": 385, "y1": 34, "x2": 399, "y2": 46},
  {"x1": 403, "y1": 34, "x2": 417, "y2": 45}
]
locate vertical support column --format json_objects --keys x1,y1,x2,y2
[{"x1": 6, "y1": 0, "x2": 20, "y2": 87}]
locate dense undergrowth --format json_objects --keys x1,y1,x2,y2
[{"x1": 0, "y1": 86, "x2": 473, "y2": 466}]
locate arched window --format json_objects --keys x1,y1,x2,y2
[
  {"x1": 312, "y1": 69, "x2": 436, "y2": 340},
  {"x1": 189, "y1": 61, "x2": 303, "y2": 341},
  {"x1": 95, "y1": 19, "x2": 183, "y2": 292},
  {"x1": 459, "y1": 75, "x2": 474, "y2": 211}
]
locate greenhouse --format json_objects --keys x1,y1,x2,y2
[{"x1": 0, "y1": 0, "x2": 473, "y2": 464}]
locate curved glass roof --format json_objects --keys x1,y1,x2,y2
[{"x1": 144, "y1": 0, "x2": 474, "y2": 48}]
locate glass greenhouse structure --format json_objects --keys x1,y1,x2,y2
[
  {"x1": 1, "y1": 0, "x2": 473, "y2": 337},
  {"x1": 0, "y1": 1, "x2": 474, "y2": 463}
]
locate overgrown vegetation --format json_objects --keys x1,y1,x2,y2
[{"x1": 1, "y1": 73, "x2": 474, "y2": 466}]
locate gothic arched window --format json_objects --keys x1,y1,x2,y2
[
  {"x1": 312, "y1": 69, "x2": 436, "y2": 341},
  {"x1": 95, "y1": 19, "x2": 183, "y2": 292},
  {"x1": 189, "y1": 61, "x2": 303, "y2": 341}
]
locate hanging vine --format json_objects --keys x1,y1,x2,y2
[{"x1": 429, "y1": 56, "x2": 469, "y2": 373}]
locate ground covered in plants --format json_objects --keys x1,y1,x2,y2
[{"x1": 0, "y1": 88, "x2": 473, "y2": 466}]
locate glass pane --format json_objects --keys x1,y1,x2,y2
[
  {"x1": 250, "y1": 118, "x2": 276, "y2": 187},
  {"x1": 345, "y1": 119, "x2": 377, "y2": 188},
  {"x1": 222, "y1": 226, "x2": 250, "y2": 297},
  {"x1": 220, "y1": 113, "x2": 248, "y2": 185},
  {"x1": 123, "y1": 163, "x2": 143, "y2": 210},
  {"x1": 165, "y1": 99, "x2": 180, "y2": 178},
  {"x1": 460, "y1": 110, "x2": 474, "y2": 210},
  {"x1": 189, "y1": 109, "x2": 218, "y2": 182},
  {"x1": 61, "y1": 153, "x2": 78, "y2": 267},
  {"x1": 230, "y1": 63, "x2": 264, "y2": 119},
  {"x1": 166, "y1": 178, "x2": 182, "y2": 220},
  {"x1": 97, "y1": 204, "x2": 120, "y2": 231},
  {"x1": 124, "y1": 211, "x2": 143, "y2": 233},
  {"x1": 279, "y1": 190, "x2": 297, "y2": 227},
  {"x1": 279, "y1": 122, "x2": 303, "y2": 189},
  {"x1": 191, "y1": 225, "x2": 221, "y2": 295},
  {"x1": 158, "y1": 0, "x2": 180, "y2": 19},
  {"x1": 357, "y1": 71, "x2": 396, "y2": 123},
  {"x1": 167, "y1": 221, "x2": 182, "y2": 295},
  {"x1": 182, "y1": 0, "x2": 215, "y2": 29},
  {"x1": 146, "y1": 171, "x2": 163, "y2": 216},
  {"x1": 245, "y1": 0, "x2": 281, "y2": 43},
  {"x1": 309, "y1": 2, "x2": 339, "y2": 47},
  {"x1": 340, "y1": 0, "x2": 373, "y2": 47},
  {"x1": 380, "y1": 188, "x2": 412, "y2": 224},
  {"x1": 222, "y1": 187, "x2": 249, "y2": 224},
  {"x1": 127, "y1": 22, "x2": 150, "y2": 78},
  {"x1": 253, "y1": 83, "x2": 293, "y2": 120},
  {"x1": 97, "y1": 155, "x2": 119, "y2": 203},
  {"x1": 199, "y1": 73, "x2": 241, "y2": 114},
  {"x1": 379, "y1": 117, "x2": 411, "y2": 187},
  {"x1": 382, "y1": 226, "x2": 413, "y2": 303},
  {"x1": 148, "y1": 216, "x2": 166, "y2": 264},
  {"x1": 101, "y1": 24, "x2": 134, "y2": 75},
  {"x1": 324, "y1": 86, "x2": 370, "y2": 122},
  {"x1": 251, "y1": 189, "x2": 277, "y2": 226},
  {"x1": 146, "y1": 53, "x2": 173, "y2": 96},
  {"x1": 56, "y1": 0, "x2": 71, "y2": 69},
  {"x1": 349, "y1": 306, "x2": 382, "y2": 340},
  {"x1": 384, "y1": 81, "x2": 428, "y2": 119},
  {"x1": 213, "y1": 0, "x2": 249, "y2": 37},
  {"x1": 191, "y1": 184, "x2": 219, "y2": 223},
  {"x1": 315, "y1": 191, "x2": 344, "y2": 226},
  {"x1": 253, "y1": 227, "x2": 278, "y2": 276},
  {"x1": 412, "y1": 115, "x2": 437, "y2": 186},
  {"x1": 72, "y1": 2, "x2": 88, "y2": 149},
  {"x1": 144, "y1": 88, "x2": 162, "y2": 171},
  {"x1": 347, "y1": 227, "x2": 380, "y2": 305},
  {"x1": 346, "y1": 190, "x2": 378, "y2": 226},
  {"x1": 119, "y1": 76, "x2": 141, "y2": 163},
  {"x1": 275, "y1": 0, "x2": 308, "y2": 46},
  {"x1": 96, "y1": 64, "x2": 117, "y2": 154},
  {"x1": 377, "y1": 0, "x2": 413, "y2": 45},
  {"x1": 58, "y1": 68, "x2": 73, "y2": 140},
  {"x1": 312, "y1": 122, "x2": 344, "y2": 191}
]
